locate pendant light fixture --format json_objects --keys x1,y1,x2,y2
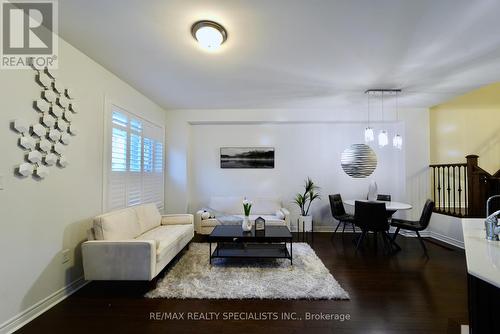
[
  {"x1": 364, "y1": 89, "x2": 401, "y2": 148},
  {"x1": 392, "y1": 91, "x2": 403, "y2": 150},
  {"x1": 364, "y1": 92, "x2": 374, "y2": 143},
  {"x1": 378, "y1": 92, "x2": 388, "y2": 147}
]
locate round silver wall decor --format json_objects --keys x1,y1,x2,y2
[{"x1": 341, "y1": 144, "x2": 378, "y2": 178}]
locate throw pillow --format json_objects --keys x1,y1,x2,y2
[
  {"x1": 201, "y1": 210, "x2": 210, "y2": 220},
  {"x1": 275, "y1": 209, "x2": 285, "y2": 220}
]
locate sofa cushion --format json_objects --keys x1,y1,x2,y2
[
  {"x1": 201, "y1": 215, "x2": 285, "y2": 228},
  {"x1": 93, "y1": 208, "x2": 141, "y2": 240},
  {"x1": 252, "y1": 198, "x2": 282, "y2": 214},
  {"x1": 238, "y1": 215, "x2": 284, "y2": 224},
  {"x1": 207, "y1": 197, "x2": 283, "y2": 215},
  {"x1": 136, "y1": 225, "x2": 193, "y2": 261},
  {"x1": 236, "y1": 214, "x2": 284, "y2": 222},
  {"x1": 199, "y1": 218, "x2": 220, "y2": 227},
  {"x1": 135, "y1": 203, "x2": 161, "y2": 233}
]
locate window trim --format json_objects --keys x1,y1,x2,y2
[{"x1": 103, "y1": 97, "x2": 165, "y2": 213}]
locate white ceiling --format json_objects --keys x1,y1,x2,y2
[{"x1": 59, "y1": 0, "x2": 500, "y2": 110}]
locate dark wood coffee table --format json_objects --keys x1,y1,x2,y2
[{"x1": 208, "y1": 225, "x2": 293, "y2": 265}]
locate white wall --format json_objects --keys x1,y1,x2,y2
[
  {"x1": 0, "y1": 38, "x2": 165, "y2": 331},
  {"x1": 165, "y1": 108, "x2": 430, "y2": 228},
  {"x1": 403, "y1": 108, "x2": 431, "y2": 220},
  {"x1": 428, "y1": 213, "x2": 464, "y2": 248},
  {"x1": 190, "y1": 122, "x2": 405, "y2": 230}
]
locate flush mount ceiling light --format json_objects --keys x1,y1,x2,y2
[{"x1": 191, "y1": 20, "x2": 227, "y2": 51}]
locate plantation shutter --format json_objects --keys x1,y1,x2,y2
[
  {"x1": 106, "y1": 105, "x2": 164, "y2": 211},
  {"x1": 108, "y1": 112, "x2": 128, "y2": 211},
  {"x1": 142, "y1": 122, "x2": 164, "y2": 210}
]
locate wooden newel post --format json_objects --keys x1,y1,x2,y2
[{"x1": 466, "y1": 155, "x2": 480, "y2": 217}]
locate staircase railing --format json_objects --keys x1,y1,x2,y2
[{"x1": 429, "y1": 155, "x2": 500, "y2": 218}]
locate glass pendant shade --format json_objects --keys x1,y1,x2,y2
[
  {"x1": 364, "y1": 127, "x2": 374, "y2": 143},
  {"x1": 378, "y1": 130, "x2": 388, "y2": 147},
  {"x1": 393, "y1": 134, "x2": 403, "y2": 149}
]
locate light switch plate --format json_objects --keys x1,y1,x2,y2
[{"x1": 0, "y1": 175, "x2": 4, "y2": 190}]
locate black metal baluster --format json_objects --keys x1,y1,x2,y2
[
  {"x1": 464, "y1": 166, "x2": 469, "y2": 216},
  {"x1": 446, "y1": 166, "x2": 451, "y2": 213},
  {"x1": 433, "y1": 167, "x2": 436, "y2": 205},
  {"x1": 444, "y1": 166, "x2": 447, "y2": 212},
  {"x1": 453, "y1": 166, "x2": 456, "y2": 215},
  {"x1": 458, "y1": 166, "x2": 462, "y2": 217},
  {"x1": 437, "y1": 166, "x2": 442, "y2": 212},
  {"x1": 442, "y1": 166, "x2": 446, "y2": 212}
]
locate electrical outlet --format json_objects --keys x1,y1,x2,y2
[{"x1": 62, "y1": 249, "x2": 70, "y2": 264}]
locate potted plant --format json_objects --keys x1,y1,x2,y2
[
  {"x1": 242, "y1": 198, "x2": 253, "y2": 232},
  {"x1": 293, "y1": 177, "x2": 320, "y2": 232}
]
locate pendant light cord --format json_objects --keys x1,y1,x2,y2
[
  {"x1": 367, "y1": 93, "x2": 370, "y2": 125},
  {"x1": 396, "y1": 91, "x2": 399, "y2": 122},
  {"x1": 381, "y1": 92, "x2": 384, "y2": 123}
]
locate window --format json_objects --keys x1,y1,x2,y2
[{"x1": 106, "y1": 105, "x2": 164, "y2": 211}]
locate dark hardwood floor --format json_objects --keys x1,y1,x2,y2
[{"x1": 17, "y1": 233, "x2": 468, "y2": 334}]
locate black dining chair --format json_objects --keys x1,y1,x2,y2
[
  {"x1": 377, "y1": 194, "x2": 395, "y2": 218},
  {"x1": 329, "y1": 194, "x2": 356, "y2": 234},
  {"x1": 391, "y1": 199, "x2": 435, "y2": 256},
  {"x1": 377, "y1": 194, "x2": 391, "y2": 201},
  {"x1": 354, "y1": 201, "x2": 398, "y2": 252}
]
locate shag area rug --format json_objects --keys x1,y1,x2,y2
[{"x1": 145, "y1": 242, "x2": 349, "y2": 300}]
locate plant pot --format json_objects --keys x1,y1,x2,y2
[
  {"x1": 298, "y1": 215, "x2": 313, "y2": 232},
  {"x1": 242, "y1": 216, "x2": 252, "y2": 232}
]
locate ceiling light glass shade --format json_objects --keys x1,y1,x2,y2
[
  {"x1": 364, "y1": 127, "x2": 374, "y2": 143},
  {"x1": 192, "y1": 21, "x2": 227, "y2": 51},
  {"x1": 393, "y1": 134, "x2": 403, "y2": 150},
  {"x1": 378, "y1": 130, "x2": 388, "y2": 147},
  {"x1": 196, "y1": 26, "x2": 223, "y2": 49}
]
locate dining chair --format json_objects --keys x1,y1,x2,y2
[
  {"x1": 354, "y1": 201, "x2": 398, "y2": 252},
  {"x1": 377, "y1": 194, "x2": 391, "y2": 201},
  {"x1": 377, "y1": 194, "x2": 394, "y2": 218},
  {"x1": 329, "y1": 194, "x2": 356, "y2": 235},
  {"x1": 390, "y1": 199, "x2": 435, "y2": 256}
]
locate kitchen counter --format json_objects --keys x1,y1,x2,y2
[
  {"x1": 462, "y1": 218, "x2": 500, "y2": 288},
  {"x1": 462, "y1": 218, "x2": 500, "y2": 333}
]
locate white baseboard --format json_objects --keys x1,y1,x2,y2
[
  {"x1": 312, "y1": 225, "x2": 356, "y2": 232},
  {"x1": 0, "y1": 277, "x2": 89, "y2": 334},
  {"x1": 314, "y1": 226, "x2": 412, "y2": 234},
  {"x1": 314, "y1": 227, "x2": 464, "y2": 249},
  {"x1": 429, "y1": 231, "x2": 464, "y2": 249},
  {"x1": 399, "y1": 230, "x2": 431, "y2": 237}
]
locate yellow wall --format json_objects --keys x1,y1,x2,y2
[{"x1": 430, "y1": 83, "x2": 500, "y2": 174}]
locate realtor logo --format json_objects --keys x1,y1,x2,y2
[{"x1": 1, "y1": 0, "x2": 58, "y2": 69}]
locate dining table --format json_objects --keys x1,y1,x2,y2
[
  {"x1": 343, "y1": 199, "x2": 412, "y2": 212},
  {"x1": 343, "y1": 199, "x2": 412, "y2": 252}
]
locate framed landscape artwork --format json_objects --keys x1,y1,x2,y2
[{"x1": 220, "y1": 147, "x2": 275, "y2": 169}]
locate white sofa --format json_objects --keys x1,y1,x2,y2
[
  {"x1": 195, "y1": 196, "x2": 290, "y2": 234},
  {"x1": 82, "y1": 203, "x2": 194, "y2": 281}
]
